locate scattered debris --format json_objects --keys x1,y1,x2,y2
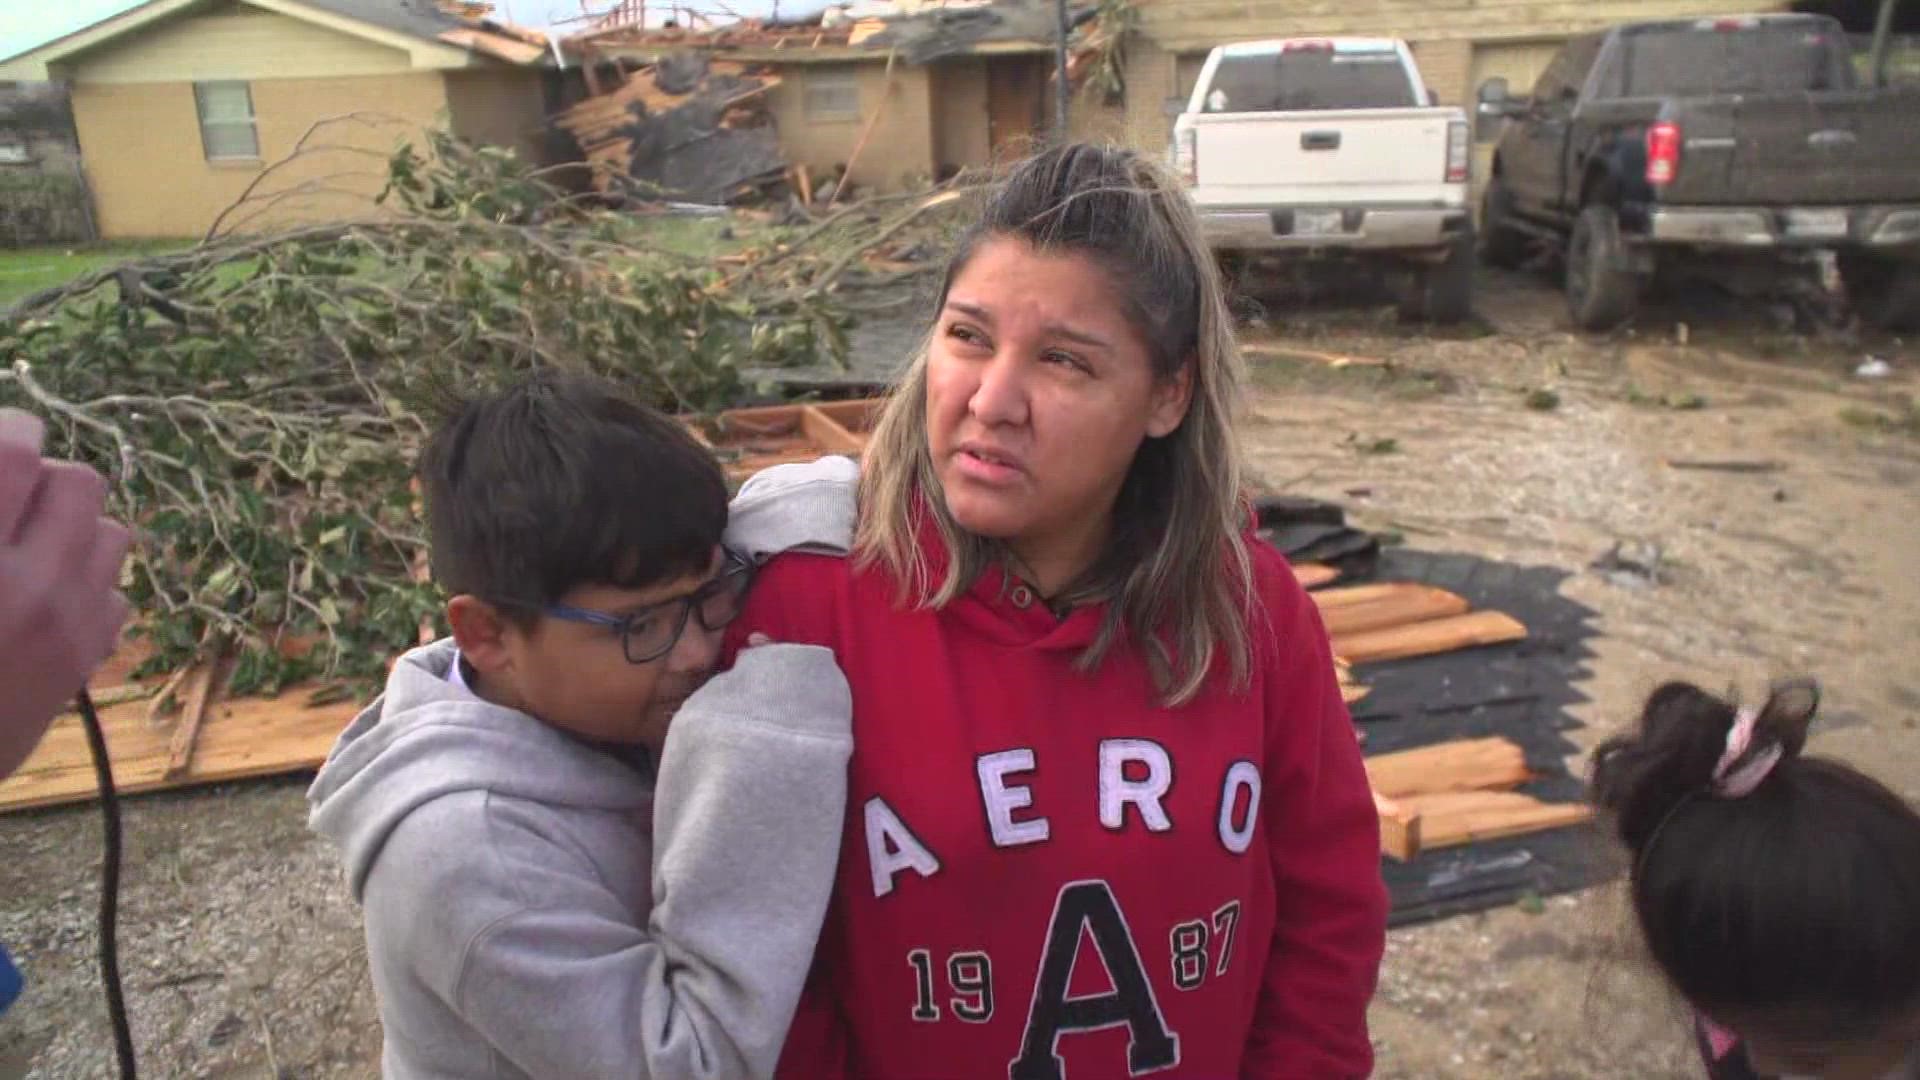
[
  {"x1": 1254, "y1": 494, "x2": 1381, "y2": 580},
  {"x1": 1666, "y1": 458, "x2": 1786, "y2": 474},
  {"x1": 687, "y1": 398, "x2": 875, "y2": 483},
  {"x1": 1242, "y1": 342, "x2": 1388, "y2": 369},
  {"x1": 0, "y1": 660, "x2": 360, "y2": 813},
  {"x1": 1524, "y1": 388, "x2": 1562, "y2": 411},
  {"x1": 553, "y1": 55, "x2": 787, "y2": 205},
  {"x1": 1591, "y1": 540, "x2": 1664, "y2": 589},
  {"x1": 1857, "y1": 356, "x2": 1894, "y2": 379},
  {"x1": 1367, "y1": 737, "x2": 1593, "y2": 861},
  {"x1": 863, "y1": 0, "x2": 1095, "y2": 64}
]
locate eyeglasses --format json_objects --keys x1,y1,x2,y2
[{"x1": 541, "y1": 555, "x2": 755, "y2": 665}]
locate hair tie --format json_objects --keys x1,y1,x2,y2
[{"x1": 1712, "y1": 707, "x2": 1781, "y2": 798}]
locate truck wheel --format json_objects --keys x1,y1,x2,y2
[
  {"x1": 1567, "y1": 205, "x2": 1642, "y2": 332},
  {"x1": 1840, "y1": 255, "x2": 1920, "y2": 333},
  {"x1": 1401, "y1": 231, "x2": 1475, "y2": 324},
  {"x1": 1478, "y1": 179, "x2": 1528, "y2": 270}
]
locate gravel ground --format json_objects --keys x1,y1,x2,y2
[{"x1": 3, "y1": 267, "x2": 1916, "y2": 1079}]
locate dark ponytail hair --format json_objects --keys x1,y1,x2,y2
[{"x1": 1592, "y1": 681, "x2": 1920, "y2": 1037}]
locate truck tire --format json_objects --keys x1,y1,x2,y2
[
  {"x1": 1401, "y1": 231, "x2": 1475, "y2": 324},
  {"x1": 1478, "y1": 179, "x2": 1529, "y2": 270},
  {"x1": 1840, "y1": 255, "x2": 1920, "y2": 333},
  {"x1": 1567, "y1": 205, "x2": 1642, "y2": 332}
]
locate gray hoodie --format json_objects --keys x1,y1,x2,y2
[{"x1": 307, "y1": 456, "x2": 860, "y2": 1080}]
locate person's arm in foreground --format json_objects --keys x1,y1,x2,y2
[
  {"x1": 0, "y1": 408, "x2": 131, "y2": 779},
  {"x1": 1241, "y1": 564, "x2": 1389, "y2": 1079},
  {"x1": 382, "y1": 645, "x2": 853, "y2": 1079}
]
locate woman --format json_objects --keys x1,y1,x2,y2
[{"x1": 733, "y1": 143, "x2": 1387, "y2": 1078}]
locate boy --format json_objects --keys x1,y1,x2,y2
[{"x1": 308, "y1": 372, "x2": 855, "y2": 1079}]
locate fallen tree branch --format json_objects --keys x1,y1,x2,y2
[{"x1": 1, "y1": 130, "x2": 849, "y2": 693}]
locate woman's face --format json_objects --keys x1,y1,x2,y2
[{"x1": 925, "y1": 237, "x2": 1191, "y2": 568}]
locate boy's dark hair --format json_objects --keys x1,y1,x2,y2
[
  {"x1": 1591, "y1": 682, "x2": 1920, "y2": 1038},
  {"x1": 416, "y1": 370, "x2": 727, "y2": 621}
]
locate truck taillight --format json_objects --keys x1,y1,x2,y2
[
  {"x1": 1445, "y1": 120, "x2": 1470, "y2": 183},
  {"x1": 1176, "y1": 127, "x2": 1197, "y2": 185},
  {"x1": 1646, "y1": 121, "x2": 1681, "y2": 186}
]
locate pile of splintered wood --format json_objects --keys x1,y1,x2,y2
[
  {"x1": 553, "y1": 59, "x2": 786, "y2": 204},
  {"x1": 1367, "y1": 738, "x2": 1594, "y2": 862}
]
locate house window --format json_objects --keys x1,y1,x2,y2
[
  {"x1": 804, "y1": 67, "x2": 861, "y2": 122},
  {"x1": 194, "y1": 81, "x2": 259, "y2": 161}
]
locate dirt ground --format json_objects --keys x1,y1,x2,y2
[{"x1": 3, "y1": 268, "x2": 1917, "y2": 1079}]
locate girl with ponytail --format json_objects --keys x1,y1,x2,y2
[{"x1": 1592, "y1": 682, "x2": 1920, "y2": 1079}]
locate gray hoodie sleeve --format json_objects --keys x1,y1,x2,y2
[
  {"x1": 723, "y1": 455, "x2": 859, "y2": 563},
  {"x1": 427, "y1": 645, "x2": 852, "y2": 1080}
]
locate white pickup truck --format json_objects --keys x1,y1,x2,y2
[{"x1": 1173, "y1": 38, "x2": 1476, "y2": 322}]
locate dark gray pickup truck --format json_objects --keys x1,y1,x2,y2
[{"x1": 1476, "y1": 14, "x2": 1920, "y2": 331}]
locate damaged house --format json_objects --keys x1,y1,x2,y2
[
  {"x1": 0, "y1": 0, "x2": 560, "y2": 239},
  {"x1": 558, "y1": 0, "x2": 1098, "y2": 201}
]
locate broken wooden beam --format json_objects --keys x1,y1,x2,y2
[
  {"x1": 1319, "y1": 585, "x2": 1470, "y2": 638},
  {"x1": 798, "y1": 404, "x2": 865, "y2": 455},
  {"x1": 1334, "y1": 610, "x2": 1527, "y2": 665},
  {"x1": 1374, "y1": 789, "x2": 1423, "y2": 860},
  {"x1": 163, "y1": 649, "x2": 233, "y2": 781},
  {"x1": 1365, "y1": 736, "x2": 1593, "y2": 861},
  {"x1": 1365, "y1": 737, "x2": 1533, "y2": 800},
  {"x1": 1310, "y1": 582, "x2": 1412, "y2": 609},
  {"x1": 1292, "y1": 563, "x2": 1338, "y2": 588},
  {"x1": 1390, "y1": 790, "x2": 1593, "y2": 856}
]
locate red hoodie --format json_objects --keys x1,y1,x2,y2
[{"x1": 729, "y1": 526, "x2": 1386, "y2": 1080}]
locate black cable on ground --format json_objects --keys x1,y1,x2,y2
[{"x1": 75, "y1": 688, "x2": 137, "y2": 1080}]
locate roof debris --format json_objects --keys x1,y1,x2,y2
[{"x1": 554, "y1": 55, "x2": 788, "y2": 204}]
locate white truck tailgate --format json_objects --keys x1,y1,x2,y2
[{"x1": 1190, "y1": 107, "x2": 1458, "y2": 206}]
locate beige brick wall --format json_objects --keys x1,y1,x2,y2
[
  {"x1": 1410, "y1": 38, "x2": 1475, "y2": 105},
  {"x1": 71, "y1": 71, "x2": 449, "y2": 239},
  {"x1": 1121, "y1": 39, "x2": 1179, "y2": 154},
  {"x1": 767, "y1": 60, "x2": 936, "y2": 191},
  {"x1": 444, "y1": 67, "x2": 550, "y2": 166},
  {"x1": 1068, "y1": 93, "x2": 1129, "y2": 147},
  {"x1": 933, "y1": 58, "x2": 993, "y2": 173}
]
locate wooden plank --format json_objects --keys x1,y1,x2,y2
[
  {"x1": 163, "y1": 650, "x2": 232, "y2": 781},
  {"x1": 144, "y1": 664, "x2": 195, "y2": 725},
  {"x1": 1374, "y1": 790, "x2": 1423, "y2": 860},
  {"x1": 1334, "y1": 610, "x2": 1526, "y2": 665},
  {"x1": 1292, "y1": 563, "x2": 1337, "y2": 588},
  {"x1": 711, "y1": 401, "x2": 805, "y2": 435},
  {"x1": 1365, "y1": 737, "x2": 1533, "y2": 800},
  {"x1": 1319, "y1": 586, "x2": 1470, "y2": 638},
  {"x1": 1391, "y1": 790, "x2": 1594, "y2": 856},
  {"x1": 810, "y1": 398, "x2": 880, "y2": 434},
  {"x1": 798, "y1": 405, "x2": 867, "y2": 455},
  {"x1": 0, "y1": 687, "x2": 361, "y2": 813},
  {"x1": 1312, "y1": 582, "x2": 1429, "y2": 610}
]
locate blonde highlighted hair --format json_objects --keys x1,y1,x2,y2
[{"x1": 854, "y1": 144, "x2": 1256, "y2": 707}]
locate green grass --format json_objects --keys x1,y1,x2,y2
[
  {"x1": 1840, "y1": 401, "x2": 1920, "y2": 439},
  {"x1": 610, "y1": 215, "x2": 759, "y2": 260},
  {"x1": 0, "y1": 240, "x2": 193, "y2": 308}
]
